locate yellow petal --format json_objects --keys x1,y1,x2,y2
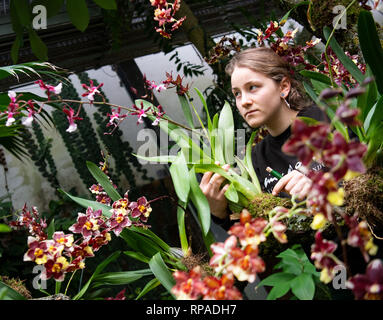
[
  {"x1": 311, "y1": 213, "x2": 327, "y2": 230},
  {"x1": 344, "y1": 170, "x2": 360, "y2": 181},
  {"x1": 327, "y1": 188, "x2": 345, "y2": 206}
]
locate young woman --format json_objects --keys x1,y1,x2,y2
[{"x1": 200, "y1": 47, "x2": 328, "y2": 225}]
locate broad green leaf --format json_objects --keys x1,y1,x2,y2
[
  {"x1": 364, "y1": 96, "x2": 383, "y2": 136},
  {"x1": 300, "y1": 70, "x2": 332, "y2": 86},
  {"x1": 194, "y1": 164, "x2": 258, "y2": 200},
  {"x1": 224, "y1": 182, "x2": 239, "y2": 203},
  {"x1": 311, "y1": 79, "x2": 330, "y2": 97},
  {"x1": 28, "y1": 29, "x2": 48, "y2": 61},
  {"x1": 323, "y1": 26, "x2": 364, "y2": 85},
  {"x1": 58, "y1": 189, "x2": 112, "y2": 217},
  {"x1": 123, "y1": 251, "x2": 151, "y2": 264},
  {"x1": 357, "y1": 65, "x2": 378, "y2": 122},
  {"x1": 86, "y1": 161, "x2": 121, "y2": 202},
  {"x1": 130, "y1": 226, "x2": 170, "y2": 253},
  {"x1": 149, "y1": 252, "x2": 176, "y2": 297},
  {"x1": 91, "y1": 269, "x2": 152, "y2": 288},
  {"x1": 210, "y1": 113, "x2": 219, "y2": 159},
  {"x1": 92, "y1": 0, "x2": 117, "y2": 10},
  {"x1": 358, "y1": 11, "x2": 383, "y2": 94},
  {"x1": 267, "y1": 282, "x2": 291, "y2": 300},
  {"x1": 120, "y1": 229, "x2": 165, "y2": 259},
  {"x1": 0, "y1": 281, "x2": 27, "y2": 300},
  {"x1": 218, "y1": 101, "x2": 235, "y2": 164},
  {"x1": 66, "y1": 0, "x2": 89, "y2": 32},
  {"x1": 136, "y1": 278, "x2": 161, "y2": 300},
  {"x1": 244, "y1": 130, "x2": 261, "y2": 193},
  {"x1": 139, "y1": 99, "x2": 211, "y2": 163},
  {"x1": 188, "y1": 167, "x2": 211, "y2": 236},
  {"x1": 169, "y1": 151, "x2": 190, "y2": 203},
  {"x1": 132, "y1": 153, "x2": 176, "y2": 164},
  {"x1": 178, "y1": 95, "x2": 195, "y2": 129},
  {"x1": 72, "y1": 251, "x2": 121, "y2": 300},
  {"x1": 177, "y1": 200, "x2": 189, "y2": 254},
  {"x1": 258, "y1": 272, "x2": 296, "y2": 287},
  {"x1": 290, "y1": 273, "x2": 315, "y2": 300}
]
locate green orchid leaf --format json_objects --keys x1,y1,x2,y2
[
  {"x1": 218, "y1": 101, "x2": 235, "y2": 165},
  {"x1": 58, "y1": 189, "x2": 112, "y2": 217},
  {"x1": 364, "y1": 96, "x2": 383, "y2": 139},
  {"x1": 119, "y1": 229, "x2": 166, "y2": 259},
  {"x1": 129, "y1": 226, "x2": 170, "y2": 253},
  {"x1": 123, "y1": 251, "x2": 151, "y2": 264},
  {"x1": 194, "y1": 88, "x2": 212, "y2": 133},
  {"x1": 177, "y1": 199, "x2": 189, "y2": 254},
  {"x1": 91, "y1": 269, "x2": 152, "y2": 288},
  {"x1": 132, "y1": 153, "x2": 176, "y2": 164},
  {"x1": 178, "y1": 95, "x2": 195, "y2": 129},
  {"x1": 358, "y1": 10, "x2": 383, "y2": 94},
  {"x1": 244, "y1": 130, "x2": 262, "y2": 193},
  {"x1": 188, "y1": 166, "x2": 211, "y2": 236},
  {"x1": 357, "y1": 65, "x2": 378, "y2": 122},
  {"x1": 300, "y1": 70, "x2": 332, "y2": 86},
  {"x1": 86, "y1": 161, "x2": 122, "y2": 202},
  {"x1": 169, "y1": 151, "x2": 190, "y2": 203},
  {"x1": 224, "y1": 182, "x2": 239, "y2": 203},
  {"x1": 72, "y1": 251, "x2": 121, "y2": 300},
  {"x1": 149, "y1": 252, "x2": 176, "y2": 297},
  {"x1": 135, "y1": 278, "x2": 161, "y2": 300}
]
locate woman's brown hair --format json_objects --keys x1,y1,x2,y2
[{"x1": 225, "y1": 47, "x2": 311, "y2": 111}]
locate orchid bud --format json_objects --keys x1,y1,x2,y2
[
  {"x1": 319, "y1": 88, "x2": 343, "y2": 100},
  {"x1": 345, "y1": 86, "x2": 366, "y2": 99}
]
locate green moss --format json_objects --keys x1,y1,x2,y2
[{"x1": 247, "y1": 193, "x2": 291, "y2": 217}]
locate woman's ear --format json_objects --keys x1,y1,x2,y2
[{"x1": 280, "y1": 76, "x2": 291, "y2": 97}]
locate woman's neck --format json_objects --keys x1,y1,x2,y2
[{"x1": 266, "y1": 107, "x2": 299, "y2": 137}]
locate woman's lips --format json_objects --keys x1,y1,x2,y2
[{"x1": 245, "y1": 109, "x2": 259, "y2": 117}]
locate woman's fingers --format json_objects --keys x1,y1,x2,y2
[
  {"x1": 272, "y1": 170, "x2": 312, "y2": 199},
  {"x1": 200, "y1": 171, "x2": 213, "y2": 187}
]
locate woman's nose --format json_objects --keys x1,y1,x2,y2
[{"x1": 241, "y1": 92, "x2": 252, "y2": 108}]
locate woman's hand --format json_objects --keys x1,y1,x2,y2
[
  {"x1": 199, "y1": 164, "x2": 230, "y2": 219},
  {"x1": 272, "y1": 169, "x2": 312, "y2": 200}
]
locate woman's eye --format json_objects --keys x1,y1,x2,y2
[
  {"x1": 233, "y1": 91, "x2": 240, "y2": 98},
  {"x1": 249, "y1": 85, "x2": 258, "y2": 91}
]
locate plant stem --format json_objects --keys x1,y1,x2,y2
[
  {"x1": 64, "y1": 270, "x2": 77, "y2": 296},
  {"x1": 55, "y1": 280, "x2": 61, "y2": 295},
  {"x1": 330, "y1": 209, "x2": 351, "y2": 277}
]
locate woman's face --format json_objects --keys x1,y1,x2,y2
[{"x1": 231, "y1": 66, "x2": 284, "y2": 129}]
